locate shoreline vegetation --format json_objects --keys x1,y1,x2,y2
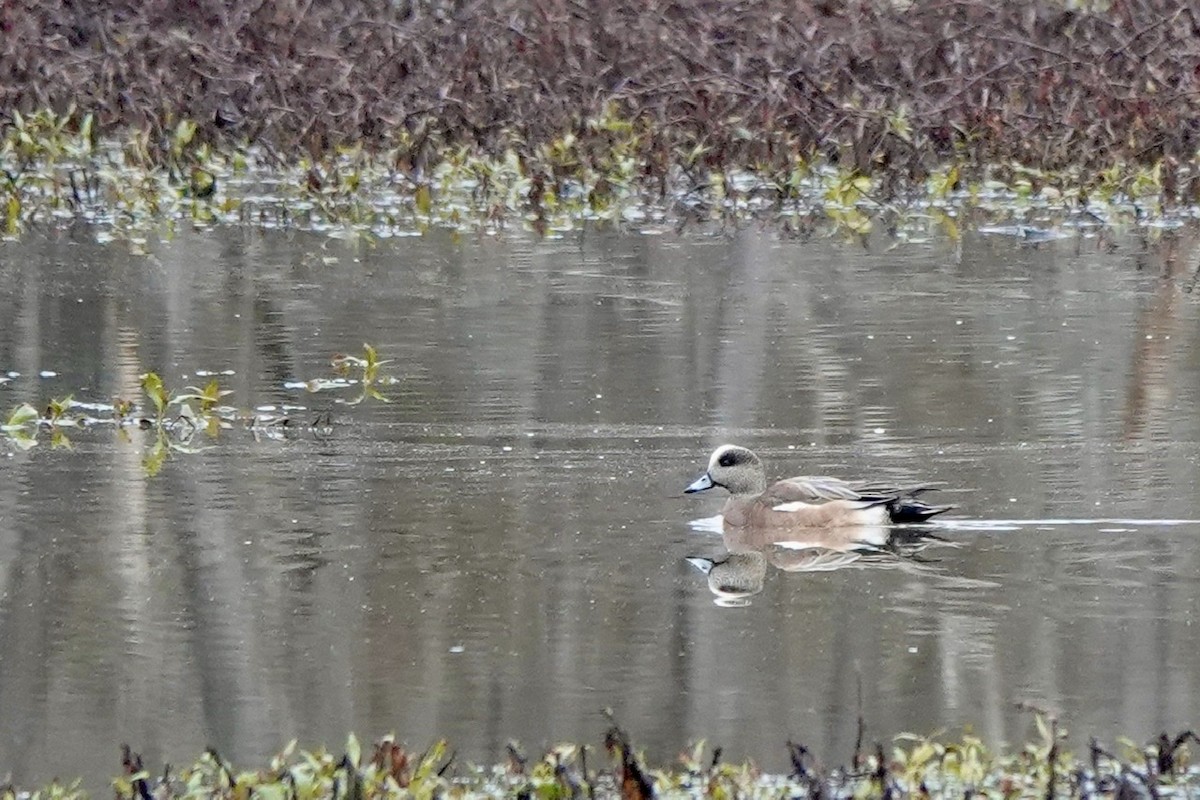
[
  {"x1": 4, "y1": 718, "x2": 1199, "y2": 799},
  {"x1": 3, "y1": 0, "x2": 1200, "y2": 238}
]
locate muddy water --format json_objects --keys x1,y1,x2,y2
[{"x1": 1, "y1": 226, "x2": 1198, "y2": 785}]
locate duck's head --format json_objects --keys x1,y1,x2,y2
[{"x1": 684, "y1": 444, "x2": 767, "y2": 496}]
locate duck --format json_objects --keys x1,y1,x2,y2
[{"x1": 684, "y1": 444, "x2": 951, "y2": 530}]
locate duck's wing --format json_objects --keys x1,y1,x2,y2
[
  {"x1": 765, "y1": 477, "x2": 951, "y2": 521},
  {"x1": 766, "y1": 476, "x2": 878, "y2": 504},
  {"x1": 853, "y1": 481, "x2": 941, "y2": 498}
]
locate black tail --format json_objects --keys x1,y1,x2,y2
[
  {"x1": 854, "y1": 483, "x2": 953, "y2": 524},
  {"x1": 887, "y1": 498, "x2": 953, "y2": 524}
]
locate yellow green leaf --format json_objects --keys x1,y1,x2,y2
[
  {"x1": 4, "y1": 403, "x2": 39, "y2": 429},
  {"x1": 140, "y1": 372, "x2": 168, "y2": 417},
  {"x1": 415, "y1": 184, "x2": 432, "y2": 215},
  {"x1": 5, "y1": 195, "x2": 20, "y2": 234}
]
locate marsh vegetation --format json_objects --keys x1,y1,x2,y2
[
  {"x1": 9, "y1": 718, "x2": 1199, "y2": 800},
  {"x1": 3, "y1": 1, "x2": 1200, "y2": 238}
]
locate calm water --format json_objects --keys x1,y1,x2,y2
[{"x1": 1, "y1": 225, "x2": 1199, "y2": 786}]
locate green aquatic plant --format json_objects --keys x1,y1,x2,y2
[
  {"x1": 139, "y1": 374, "x2": 233, "y2": 424},
  {"x1": 3, "y1": 778, "x2": 87, "y2": 800},
  {"x1": 176, "y1": 378, "x2": 236, "y2": 434},
  {"x1": 45, "y1": 393, "x2": 73, "y2": 422},
  {"x1": 45, "y1": 394, "x2": 79, "y2": 449},
  {"x1": 1, "y1": 402, "x2": 40, "y2": 450},
  {"x1": 138, "y1": 372, "x2": 169, "y2": 422},
  {"x1": 137, "y1": 372, "x2": 239, "y2": 475},
  {"x1": 1, "y1": 368, "x2": 337, "y2": 469},
  {"x1": 0, "y1": 107, "x2": 231, "y2": 241},
  {"x1": 138, "y1": 372, "x2": 185, "y2": 476},
  {"x1": 0, "y1": 395, "x2": 79, "y2": 450},
  {"x1": 319, "y1": 343, "x2": 397, "y2": 405},
  {"x1": 2, "y1": 99, "x2": 1197, "y2": 246}
]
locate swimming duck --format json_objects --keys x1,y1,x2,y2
[{"x1": 684, "y1": 444, "x2": 950, "y2": 529}]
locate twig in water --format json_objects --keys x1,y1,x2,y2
[
  {"x1": 852, "y1": 666, "x2": 865, "y2": 772},
  {"x1": 506, "y1": 741, "x2": 528, "y2": 775},
  {"x1": 786, "y1": 740, "x2": 810, "y2": 780},
  {"x1": 1156, "y1": 730, "x2": 1200, "y2": 775},
  {"x1": 120, "y1": 745, "x2": 153, "y2": 800},
  {"x1": 602, "y1": 710, "x2": 653, "y2": 800},
  {"x1": 874, "y1": 742, "x2": 892, "y2": 800},
  {"x1": 436, "y1": 750, "x2": 456, "y2": 777},
  {"x1": 580, "y1": 744, "x2": 594, "y2": 800},
  {"x1": 1015, "y1": 702, "x2": 1060, "y2": 800},
  {"x1": 205, "y1": 747, "x2": 236, "y2": 789}
]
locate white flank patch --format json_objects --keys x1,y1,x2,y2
[
  {"x1": 772, "y1": 501, "x2": 814, "y2": 513},
  {"x1": 687, "y1": 515, "x2": 725, "y2": 534},
  {"x1": 775, "y1": 539, "x2": 825, "y2": 550}
]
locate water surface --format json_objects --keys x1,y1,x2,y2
[{"x1": 1, "y1": 225, "x2": 1199, "y2": 785}]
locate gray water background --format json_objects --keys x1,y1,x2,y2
[{"x1": 1, "y1": 225, "x2": 1198, "y2": 785}]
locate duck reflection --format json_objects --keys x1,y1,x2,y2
[
  {"x1": 687, "y1": 524, "x2": 952, "y2": 606},
  {"x1": 686, "y1": 552, "x2": 769, "y2": 607}
]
